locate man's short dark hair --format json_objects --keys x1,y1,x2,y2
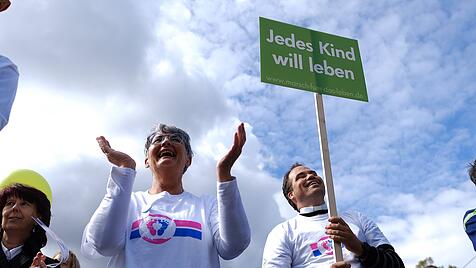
[
  {"x1": 282, "y1": 163, "x2": 303, "y2": 212},
  {"x1": 469, "y1": 159, "x2": 476, "y2": 186}
]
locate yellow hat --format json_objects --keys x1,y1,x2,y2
[{"x1": 0, "y1": 169, "x2": 53, "y2": 203}]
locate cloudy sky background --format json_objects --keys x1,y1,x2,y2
[{"x1": 1, "y1": 0, "x2": 476, "y2": 267}]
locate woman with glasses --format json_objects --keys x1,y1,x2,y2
[
  {"x1": 82, "y1": 123, "x2": 251, "y2": 268},
  {"x1": 0, "y1": 183, "x2": 57, "y2": 268}
]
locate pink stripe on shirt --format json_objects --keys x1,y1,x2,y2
[{"x1": 175, "y1": 219, "x2": 202, "y2": 230}]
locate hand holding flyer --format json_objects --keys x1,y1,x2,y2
[{"x1": 32, "y1": 216, "x2": 70, "y2": 264}]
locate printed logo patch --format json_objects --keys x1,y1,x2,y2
[
  {"x1": 130, "y1": 213, "x2": 202, "y2": 244},
  {"x1": 310, "y1": 235, "x2": 344, "y2": 257}
]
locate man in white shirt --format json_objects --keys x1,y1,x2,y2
[
  {"x1": 0, "y1": 0, "x2": 19, "y2": 131},
  {"x1": 262, "y1": 163, "x2": 405, "y2": 268},
  {"x1": 82, "y1": 123, "x2": 250, "y2": 268}
]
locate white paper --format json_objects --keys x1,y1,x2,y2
[{"x1": 32, "y1": 216, "x2": 69, "y2": 264}]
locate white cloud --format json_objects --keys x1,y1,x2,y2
[{"x1": 378, "y1": 182, "x2": 476, "y2": 267}]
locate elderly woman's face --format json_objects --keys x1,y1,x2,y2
[
  {"x1": 2, "y1": 196, "x2": 38, "y2": 233},
  {"x1": 146, "y1": 132, "x2": 191, "y2": 174}
]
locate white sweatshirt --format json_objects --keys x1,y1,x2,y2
[
  {"x1": 82, "y1": 167, "x2": 250, "y2": 268},
  {"x1": 262, "y1": 211, "x2": 390, "y2": 268}
]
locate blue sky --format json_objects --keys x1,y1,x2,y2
[{"x1": 1, "y1": 0, "x2": 476, "y2": 267}]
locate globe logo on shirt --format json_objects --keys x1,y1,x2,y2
[
  {"x1": 317, "y1": 235, "x2": 334, "y2": 255},
  {"x1": 310, "y1": 235, "x2": 346, "y2": 257},
  {"x1": 138, "y1": 214, "x2": 176, "y2": 244}
]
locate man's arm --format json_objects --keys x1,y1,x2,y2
[
  {"x1": 326, "y1": 214, "x2": 405, "y2": 268},
  {"x1": 358, "y1": 212, "x2": 405, "y2": 267},
  {"x1": 81, "y1": 137, "x2": 137, "y2": 257},
  {"x1": 262, "y1": 225, "x2": 292, "y2": 268},
  {"x1": 358, "y1": 242, "x2": 405, "y2": 268}
]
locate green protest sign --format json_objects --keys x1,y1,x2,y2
[{"x1": 260, "y1": 17, "x2": 368, "y2": 102}]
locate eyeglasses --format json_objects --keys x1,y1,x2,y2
[{"x1": 151, "y1": 133, "x2": 184, "y2": 145}]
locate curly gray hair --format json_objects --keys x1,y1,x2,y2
[{"x1": 144, "y1": 123, "x2": 194, "y2": 158}]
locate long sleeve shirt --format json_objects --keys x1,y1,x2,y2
[
  {"x1": 82, "y1": 166, "x2": 250, "y2": 268},
  {"x1": 262, "y1": 211, "x2": 404, "y2": 268}
]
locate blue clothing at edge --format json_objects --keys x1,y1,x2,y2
[{"x1": 464, "y1": 209, "x2": 476, "y2": 251}]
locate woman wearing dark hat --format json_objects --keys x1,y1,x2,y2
[{"x1": 0, "y1": 183, "x2": 57, "y2": 267}]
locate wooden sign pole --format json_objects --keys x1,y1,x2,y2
[{"x1": 314, "y1": 92, "x2": 343, "y2": 262}]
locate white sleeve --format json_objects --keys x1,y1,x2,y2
[
  {"x1": 211, "y1": 178, "x2": 251, "y2": 260},
  {"x1": 356, "y1": 211, "x2": 390, "y2": 247},
  {"x1": 81, "y1": 166, "x2": 136, "y2": 258},
  {"x1": 0, "y1": 55, "x2": 19, "y2": 131},
  {"x1": 262, "y1": 224, "x2": 292, "y2": 268}
]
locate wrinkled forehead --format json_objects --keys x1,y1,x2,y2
[
  {"x1": 151, "y1": 132, "x2": 176, "y2": 139},
  {"x1": 151, "y1": 129, "x2": 184, "y2": 140},
  {"x1": 289, "y1": 165, "x2": 313, "y2": 181},
  {"x1": 154, "y1": 125, "x2": 184, "y2": 137}
]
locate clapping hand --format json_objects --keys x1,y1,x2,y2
[
  {"x1": 216, "y1": 123, "x2": 246, "y2": 182},
  {"x1": 30, "y1": 252, "x2": 46, "y2": 268},
  {"x1": 97, "y1": 136, "x2": 136, "y2": 170}
]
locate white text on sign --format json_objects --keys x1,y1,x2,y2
[{"x1": 266, "y1": 29, "x2": 356, "y2": 80}]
